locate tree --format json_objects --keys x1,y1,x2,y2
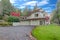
[
  {"x1": 1, "y1": 0, "x2": 14, "y2": 16},
  {"x1": 51, "y1": 10, "x2": 58, "y2": 23},
  {"x1": 33, "y1": 3, "x2": 38, "y2": 10},
  {"x1": 56, "y1": 0, "x2": 60, "y2": 24},
  {"x1": 15, "y1": 8, "x2": 22, "y2": 16},
  {"x1": 52, "y1": 0, "x2": 60, "y2": 24},
  {"x1": 22, "y1": 6, "x2": 29, "y2": 16},
  {"x1": 0, "y1": 1, "x2": 2, "y2": 15},
  {"x1": 11, "y1": 7, "x2": 22, "y2": 16}
]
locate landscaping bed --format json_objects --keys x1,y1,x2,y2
[
  {"x1": 32, "y1": 24, "x2": 60, "y2": 40},
  {"x1": 0, "y1": 22, "x2": 13, "y2": 26}
]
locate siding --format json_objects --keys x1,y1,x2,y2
[
  {"x1": 13, "y1": 20, "x2": 45, "y2": 26},
  {"x1": 27, "y1": 12, "x2": 45, "y2": 19},
  {"x1": 20, "y1": 21, "x2": 30, "y2": 25},
  {"x1": 30, "y1": 20, "x2": 40, "y2": 25}
]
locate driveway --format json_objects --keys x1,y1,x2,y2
[{"x1": 0, "y1": 25, "x2": 34, "y2": 40}]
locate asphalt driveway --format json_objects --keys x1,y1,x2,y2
[{"x1": 0, "y1": 25, "x2": 34, "y2": 40}]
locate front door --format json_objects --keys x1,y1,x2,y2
[{"x1": 40, "y1": 21, "x2": 42, "y2": 25}]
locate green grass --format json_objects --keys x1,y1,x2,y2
[{"x1": 32, "y1": 24, "x2": 60, "y2": 40}]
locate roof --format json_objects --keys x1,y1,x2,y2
[
  {"x1": 20, "y1": 8, "x2": 46, "y2": 20},
  {"x1": 26, "y1": 8, "x2": 44, "y2": 17},
  {"x1": 20, "y1": 18, "x2": 45, "y2": 21}
]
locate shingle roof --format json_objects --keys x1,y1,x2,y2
[{"x1": 20, "y1": 8, "x2": 46, "y2": 20}]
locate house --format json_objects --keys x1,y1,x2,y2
[{"x1": 13, "y1": 8, "x2": 50, "y2": 26}]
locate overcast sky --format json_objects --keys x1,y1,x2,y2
[{"x1": 10, "y1": 0, "x2": 57, "y2": 14}]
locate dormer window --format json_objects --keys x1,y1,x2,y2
[{"x1": 35, "y1": 14, "x2": 38, "y2": 17}]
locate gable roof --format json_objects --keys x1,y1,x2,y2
[
  {"x1": 20, "y1": 8, "x2": 44, "y2": 20},
  {"x1": 27, "y1": 8, "x2": 44, "y2": 17}
]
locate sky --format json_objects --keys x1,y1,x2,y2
[{"x1": 10, "y1": 0, "x2": 57, "y2": 14}]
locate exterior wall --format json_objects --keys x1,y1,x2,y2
[
  {"x1": 13, "y1": 22, "x2": 20, "y2": 26},
  {"x1": 20, "y1": 21, "x2": 30, "y2": 25},
  {"x1": 27, "y1": 12, "x2": 45, "y2": 19},
  {"x1": 30, "y1": 20, "x2": 40, "y2": 25},
  {"x1": 41, "y1": 20, "x2": 45, "y2": 25},
  {"x1": 13, "y1": 20, "x2": 45, "y2": 26},
  {"x1": 38, "y1": 12, "x2": 44, "y2": 18},
  {"x1": 13, "y1": 21, "x2": 30, "y2": 26},
  {"x1": 19, "y1": 20, "x2": 40, "y2": 25}
]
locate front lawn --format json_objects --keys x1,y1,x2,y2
[{"x1": 32, "y1": 24, "x2": 60, "y2": 40}]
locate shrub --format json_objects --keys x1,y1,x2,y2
[
  {"x1": 0, "y1": 22, "x2": 12, "y2": 26},
  {"x1": 7, "y1": 16, "x2": 20, "y2": 22}
]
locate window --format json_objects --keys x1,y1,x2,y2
[
  {"x1": 22, "y1": 17, "x2": 26, "y2": 19},
  {"x1": 35, "y1": 14, "x2": 38, "y2": 17}
]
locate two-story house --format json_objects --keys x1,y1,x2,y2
[{"x1": 19, "y1": 8, "x2": 48, "y2": 25}]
